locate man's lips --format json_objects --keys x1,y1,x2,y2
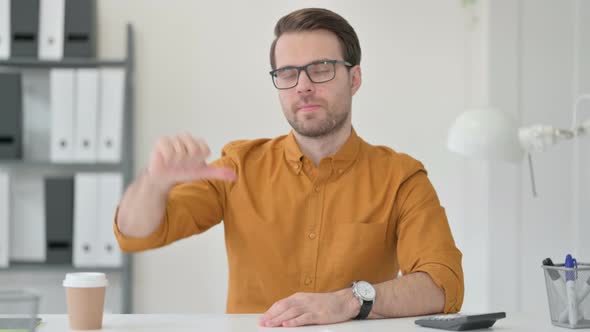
[{"x1": 298, "y1": 104, "x2": 321, "y2": 112}]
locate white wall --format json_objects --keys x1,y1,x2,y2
[
  {"x1": 472, "y1": 0, "x2": 590, "y2": 316},
  {"x1": 95, "y1": 0, "x2": 589, "y2": 315},
  {"x1": 515, "y1": 0, "x2": 590, "y2": 316}
]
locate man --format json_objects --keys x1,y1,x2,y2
[{"x1": 115, "y1": 7, "x2": 463, "y2": 328}]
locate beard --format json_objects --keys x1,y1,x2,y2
[{"x1": 286, "y1": 101, "x2": 350, "y2": 138}]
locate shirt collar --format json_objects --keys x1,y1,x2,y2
[{"x1": 284, "y1": 127, "x2": 361, "y2": 173}]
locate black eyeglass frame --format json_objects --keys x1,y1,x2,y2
[{"x1": 269, "y1": 59, "x2": 353, "y2": 90}]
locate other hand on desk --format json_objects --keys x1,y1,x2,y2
[{"x1": 258, "y1": 288, "x2": 360, "y2": 327}]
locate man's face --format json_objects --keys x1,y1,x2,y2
[{"x1": 273, "y1": 30, "x2": 361, "y2": 138}]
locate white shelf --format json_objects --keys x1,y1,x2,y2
[{"x1": 0, "y1": 23, "x2": 135, "y2": 313}]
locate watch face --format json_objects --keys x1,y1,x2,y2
[{"x1": 356, "y1": 281, "x2": 375, "y2": 300}]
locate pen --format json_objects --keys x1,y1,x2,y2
[
  {"x1": 546, "y1": 256, "x2": 590, "y2": 324},
  {"x1": 543, "y1": 258, "x2": 568, "y2": 304},
  {"x1": 543, "y1": 257, "x2": 577, "y2": 324},
  {"x1": 578, "y1": 276, "x2": 590, "y2": 305},
  {"x1": 565, "y1": 254, "x2": 578, "y2": 326},
  {"x1": 560, "y1": 275, "x2": 590, "y2": 323}
]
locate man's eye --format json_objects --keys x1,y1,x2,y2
[
  {"x1": 310, "y1": 64, "x2": 331, "y2": 74},
  {"x1": 277, "y1": 70, "x2": 297, "y2": 80}
]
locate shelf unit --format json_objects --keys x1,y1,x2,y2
[{"x1": 0, "y1": 24, "x2": 135, "y2": 314}]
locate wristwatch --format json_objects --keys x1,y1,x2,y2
[{"x1": 351, "y1": 280, "x2": 375, "y2": 320}]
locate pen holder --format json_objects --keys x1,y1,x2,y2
[
  {"x1": 543, "y1": 263, "x2": 590, "y2": 329},
  {"x1": 0, "y1": 289, "x2": 40, "y2": 331}
]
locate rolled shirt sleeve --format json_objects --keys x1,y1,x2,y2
[
  {"x1": 114, "y1": 156, "x2": 236, "y2": 253},
  {"x1": 394, "y1": 167, "x2": 464, "y2": 313}
]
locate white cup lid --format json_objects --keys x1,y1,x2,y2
[{"x1": 63, "y1": 273, "x2": 109, "y2": 288}]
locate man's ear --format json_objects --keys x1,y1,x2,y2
[{"x1": 350, "y1": 65, "x2": 362, "y2": 96}]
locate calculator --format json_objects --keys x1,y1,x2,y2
[
  {"x1": 0, "y1": 317, "x2": 42, "y2": 329},
  {"x1": 414, "y1": 312, "x2": 506, "y2": 331}
]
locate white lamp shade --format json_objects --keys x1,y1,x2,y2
[{"x1": 447, "y1": 108, "x2": 524, "y2": 163}]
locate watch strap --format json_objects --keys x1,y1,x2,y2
[{"x1": 354, "y1": 299, "x2": 373, "y2": 320}]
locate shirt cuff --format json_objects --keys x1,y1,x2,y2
[
  {"x1": 113, "y1": 206, "x2": 169, "y2": 252},
  {"x1": 415, "y1": 262, "x2": 464, "y2": 313}
]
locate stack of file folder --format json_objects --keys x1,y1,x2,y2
[
  {"x1": 0, "y1": 0, "x2": 95, "y2": 60},
  {"x1": 0, "y1": 171, "x2": 123, "y2": 268}
]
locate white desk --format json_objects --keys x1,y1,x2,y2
[{"x1": 36, "y1": 313, "x2": 568, "y2": 331}]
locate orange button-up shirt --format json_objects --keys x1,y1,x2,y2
[{"x1": 114, "y1": 129, "x2": 464, "y2": 314}]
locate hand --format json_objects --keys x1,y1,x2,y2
[
  {"x1": 258, "y1": 289, "x2": 360, "y2": 327},
  {"x1": 147, "y1": 133, "x2": 236, "y2": 190}
]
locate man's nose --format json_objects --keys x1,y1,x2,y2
[{"x1": 296, "y1": 70, "x2": 315, "y2": 94}]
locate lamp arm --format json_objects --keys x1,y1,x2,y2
[
  {"x1": 572, "y1": 94, "x2": 590, "y2": 131},
  {"x1": 518, "y1": 125, "x2": 575, "y2": 152},
  {"x1": 574, "y1": 119, "x2": 590, "y2": 136},
  {"x1": 518, "y1": 125, "x2": 574, "y2": 198}
]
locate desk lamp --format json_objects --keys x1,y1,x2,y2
[{"x1": 447, "y1": 95, "x2": 590, "y2": 196}]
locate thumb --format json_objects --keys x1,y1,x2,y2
[{"x1": 198, "y1": 166, "x2": 237, "y2": 181}]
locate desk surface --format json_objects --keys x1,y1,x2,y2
[{"x1": 36, "y1": 313, "x2": 564, "y2": 331}]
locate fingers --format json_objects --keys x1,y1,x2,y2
[
  {"x1": 148, "y1": 134, "x2": 237, "y2": 183},
  {"x1": 282, "y1": 312, "x2": 315, "y2": 327},
  {"x1": 199, "y1": 166, "x2": 237, "y2": 181},
  {"x1": 154, "y1": 136, "x2": 175, "y2": 165},
  {"x1": 259, "y1": 298, "x2": 293, "y2": 324},
  {"x1": 171, "y1": 136, "x2": 188, "y2": 161},
  {"x1": 262, "y1": 306, "x2": 302, "y2": 327},
  {"x1": 178, "y1": 133, "x2": 209, "y2": 162},
  {"x1": 259, "y1": 292, "x2": 352, "y2": 327},
  {"x1": 159, "y1": 134, "x2": 209, "y2": 164},
  {"x1": 259, "y1": 294, "x2": 313, "y2": 327}
]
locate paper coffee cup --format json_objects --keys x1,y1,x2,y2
[{"x1": 63, "y1": 273, "x2": 108, "y2": 330}]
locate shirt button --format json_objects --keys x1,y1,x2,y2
[
  {"x1": 308, "y1": 233, "x2": 316, "y2": 240},
  {"x1": 314, "y1": 186, "x2": 320, "y2": 193},
  {"x1": 338, "y1": 169, "x2": 343, "y2": 174},
  {"x1": 304, "y1": 277, "x2": 313, "y2": 285}
]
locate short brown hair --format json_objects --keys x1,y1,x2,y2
[{"x1": 270, "y1": 8, "x2": 361, "y2": 70}]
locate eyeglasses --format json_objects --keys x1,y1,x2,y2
[{"x1": 269, "y1": 59, "x2": 352, "y2": 90}]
